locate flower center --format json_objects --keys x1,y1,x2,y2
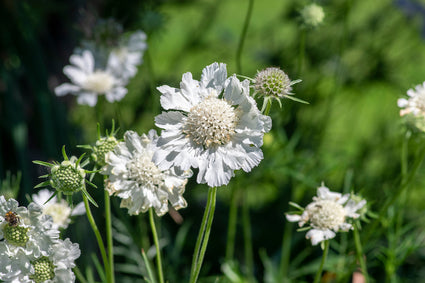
[
  {"x1": 30, "y1": 257, "x2": 55, "y2": 283},
  {"x1": 83, "y1": 71, "x2": 115, "y2": 93},
  {"x1": 3, "y1": 224, "x2": 29, "y2": 246},
  {"x1": 127, "y1": 152, "x2": 164, "y2": 187},
  {"x1": 307, "y1": 200, "x2": 345, "y2": 230},
  {"x1": 183, "y1": 95, "x2": 238, "y2": 148},
  {"x1": 50, "y1": 162, "x2": 85, "y2": 195}
]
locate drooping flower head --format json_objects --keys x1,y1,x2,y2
[
  {"x1": 32, "y1": 189, "x2": 85, "y2": 230},
  {"x1": 286, "y1": 183, "x2": 366, "y2": 246},
  {"x1": 254, "y1": 67, "x2": 303, "y2": 110},
  {"x1": 398, "y1": 82, "x2": 425, "y2": 131},
  {"x1": 153, "y1": 62, "x2": 272, "y2": 187},
  {"x1": 300, "y1": 3, "x2": 325, "y2": 28},
  {"x1": 102, "y1": 130, "x2": 192, "y2": 216},
  {"x1": 54, "y1": 50, "x2": 128, "y2": 107}
]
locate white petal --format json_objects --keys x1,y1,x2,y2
[
  {"x1": 200, "y1": 62, "x2": 227, "y2": 92},
  {"x1": 55, "y1": 83, "x2": 81, "y2": 96},
  {"x1": 76, "y1": 92, "x2": 98, "y2": 107},
  {"x1": 71, "y1": 202, "x2": 86, "y2": 216},
  {"x1": 105, "y1": 87, "x2": 128, "y2": 102},
  {"x1": 158, "y1": 85, "x2": 193, "y2": 112},
  {"x1": 285, "y1": 214, "x2": 302, "y2": 222},
  {"x1": 306, "y1": 229, "x2": 335, "y2": 245},
  {"x1": 63, "y1": 66, "x2": 86, "y2": 86},
  {"x1": 397, "y1": 98, "x2": 408, "y2": 108},
  {"x1": 81, "y1": 50, "x2": 95, "y2": 73}
]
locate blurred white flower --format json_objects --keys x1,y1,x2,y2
[
  {"x1": 102, "y1": 130, "x2": 192, "y2": 216},
  {"x1": 109, "y1": 30, "x2": 147, "y2": 81},
  {"x1": 398, "y1": 82, "x2": 425, "y2": 117},
  {"x1": 286, "y1": 184, "x2": 366, "y2": 246},
  {"x1": 153, "y1": 62, "x2": 271, "y2": 187},
  {"x1": 32, "y1": 189, "x2": 85, "y2": 229},
  {"x1": 0, "y1": 196, "x2": 59, "y2": 258},
  {"x1": 300, "y1": 3, "x2": 325, "y2": 27},
  {"x1": 55, "y1": 50, "x2": 128, "y2": 107}
]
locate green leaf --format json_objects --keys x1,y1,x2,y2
[
  {"x1": 32, "y1": 160, "x2": 54, "y2": 167},
  {"x1": 34, "y1": 181, "x2": 51, "y2": 189},
  {"x1": 82, "y1": 188, "x2": 98, "y2": 207}
]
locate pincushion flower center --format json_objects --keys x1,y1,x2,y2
[
  {"x1": 184, "y1": 95, "x2": 238, "y2": 148},
  {"x1": 83, "y1": 71, "x2": 115, "y2": 93},
  {"x1": 308, "y1": 200, "x2": 345, "y2": 229},
  {"x1": 127, "y1": 152, "x2": 163, "y2": 187}
]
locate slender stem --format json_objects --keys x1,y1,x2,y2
[
  {"x1": 279, "y1": 220, "x2": 292, "y2": 280},
  {"x1": 83, "y1": 194, "x2": 110, "y2": 283},
  {"x1": 353, "y1": 223, "x2": 369, "y2": 283},
  {"x1": 104, "y1": 188, "x2": 115, "y2": 283},
  {"x1": 73, "y1": 266, "x2": 88, "y2": 283},
  {"x1": 242, "y1": 193, "x2": 254, "y2": 281},
  {"x1": 149, "y1": 208, "x2": 165, "y2": 283},
  {"x1": 236, "y1": 0, "x2": 254, "y2": 74},
  {"x1": 296, "y1": 29, "x2": 306, "y2": 77},
  {"x1": 313, "y1": 240, "x2": 329, "y2": 283},
  {"x1": 189, "y1": 187, "x2": 218, "y2": 283},
  {"x1": 225, "y1": 185, "x2": 239, "y2": 261}
]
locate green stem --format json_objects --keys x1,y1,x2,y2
[
  {"x1": 236, "y1": 0, "x2": 254, "y2": 74},
  {"x1": 279, "y1": 221, "x2": 292, "y2": 281},
  {"x1": 225, "y1": 185, "x2": 239, "y2": 261},
  {"x1": 149, "y1": 208, "x2": 165, "y2": 283},
  {"x1": 242, "y1": 193, "x2": 254, "y2": 281},
  {"x1": 105, "y1": 189, "x2": 115, "y2": 283},
  {"x1": 83, "y1": 194, "x2": 110, "y2": 283},
  {"x1": 189, "y1": 187, "x2": 218, "y2": 283},
  {"x1": 313, "y1": 240, "x2": 329, "y2": 283},
  {"x1": 296, "y1": 29, "x2": 306, "y2": 77},
  {"x1": 353, "y1": 223, "x2": 369, "y2": 283}
]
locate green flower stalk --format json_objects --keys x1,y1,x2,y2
[{"x1": 33, "y1": 146, "x2": 98, "y2": 207}]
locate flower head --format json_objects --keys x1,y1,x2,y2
[
  {"x1": 153, "y1": 62, "x2": 272, "y2": 187},
  {"x1": 398, "y1": 82, "x2": 425, "y2": 131},
  {"x1": 286, "y1": 184, "x2": 366, "y2": 246},
  {"x1": 102, "y1": 130, "x2": 192, "y2": 216},
  {"x1": 300, "y1": 3, "x2": 325, "y2": 28},
  {"x1": 0, "y1": 196, "x2": 59, "y2": 259},
  {"x1": 254, "y1": 67, "x2": 303, "y2": 109},
  {"x1": 55, "y1": 50, "x2": 128, "y2": 107},
  {"x1": 33, "y1": 146, "x2": 98, "y2": 207},
  {"x1": 32, "y1": 189, "x2": 85, "y2": 230}
]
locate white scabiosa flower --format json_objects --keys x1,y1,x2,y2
[
  {"x1": 398, "y1": 82, "x2": 425, "y2": 131},
  {"x1": 102, "y1": 130, "x2": 192, "y2": 216},
  {"x1": 153, "y1": 62, "x2": 272, "y2": 187},
  {"x1": 286, "y1": 184, "x2": 366, "y2": 246},
  {"x1": 109, "y1": 30, "x2": 147, "y2": 81},
  {"x1": 32, "y1": 189, "x2": 85, "y2": 230},
  {"x1": 0, "y1": 237, "x2": 80, "y2": 283},
  {"x1": 0, "y1": 196, "x2": 59, "y2": 258},
  {"x1": 55, "y1": 49, "x2": 128, "y2": 107}
]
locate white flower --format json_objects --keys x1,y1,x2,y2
[
  {"x1": 398, "y1": 82, "x2": 425, "y2": 117},
  {"x1": 55, "y1": 50, "x2": 128, "y2": 107},
  {"x1": 0, "y1": 238, "x2": 80, "y2": 283},
  {"x1": 102, "y1": 130, "x2": 192, "y2": 216},
  {"x1": 109, "y1": 30, "x2": 147, "y2": 81},
  {"x1": 286, "y1": 184, "x2": 366, "y2": 246},
  {"x1": 0, "y1": 196, "x2": 59, "y2": 258},
  {"x1": 32, "y1": 189, "x2": 85, "y2": 230},
  {"x1": 153, "y1": 62, "x2": 272, "y2": 187},
  {"x1": 300, "y1": 3, "x2": 325, "y2": 27}
]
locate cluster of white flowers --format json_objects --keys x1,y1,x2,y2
[
  {"x1": 0, "y1": 196, "x2": 80, "y2": 282},
  {"x1": 32, "y1": 189, "x2": 85, "y2": 230},
  {"x1": 55, "y1": 30, "x2": 147, "y2": 107},
  {"x1": 286, "y1": 184, "x2": 366, "y2": 246}
]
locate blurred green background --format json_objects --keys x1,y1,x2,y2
[{"x1": 2, "y1": 0, "x2": 425, "y2": 282}]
